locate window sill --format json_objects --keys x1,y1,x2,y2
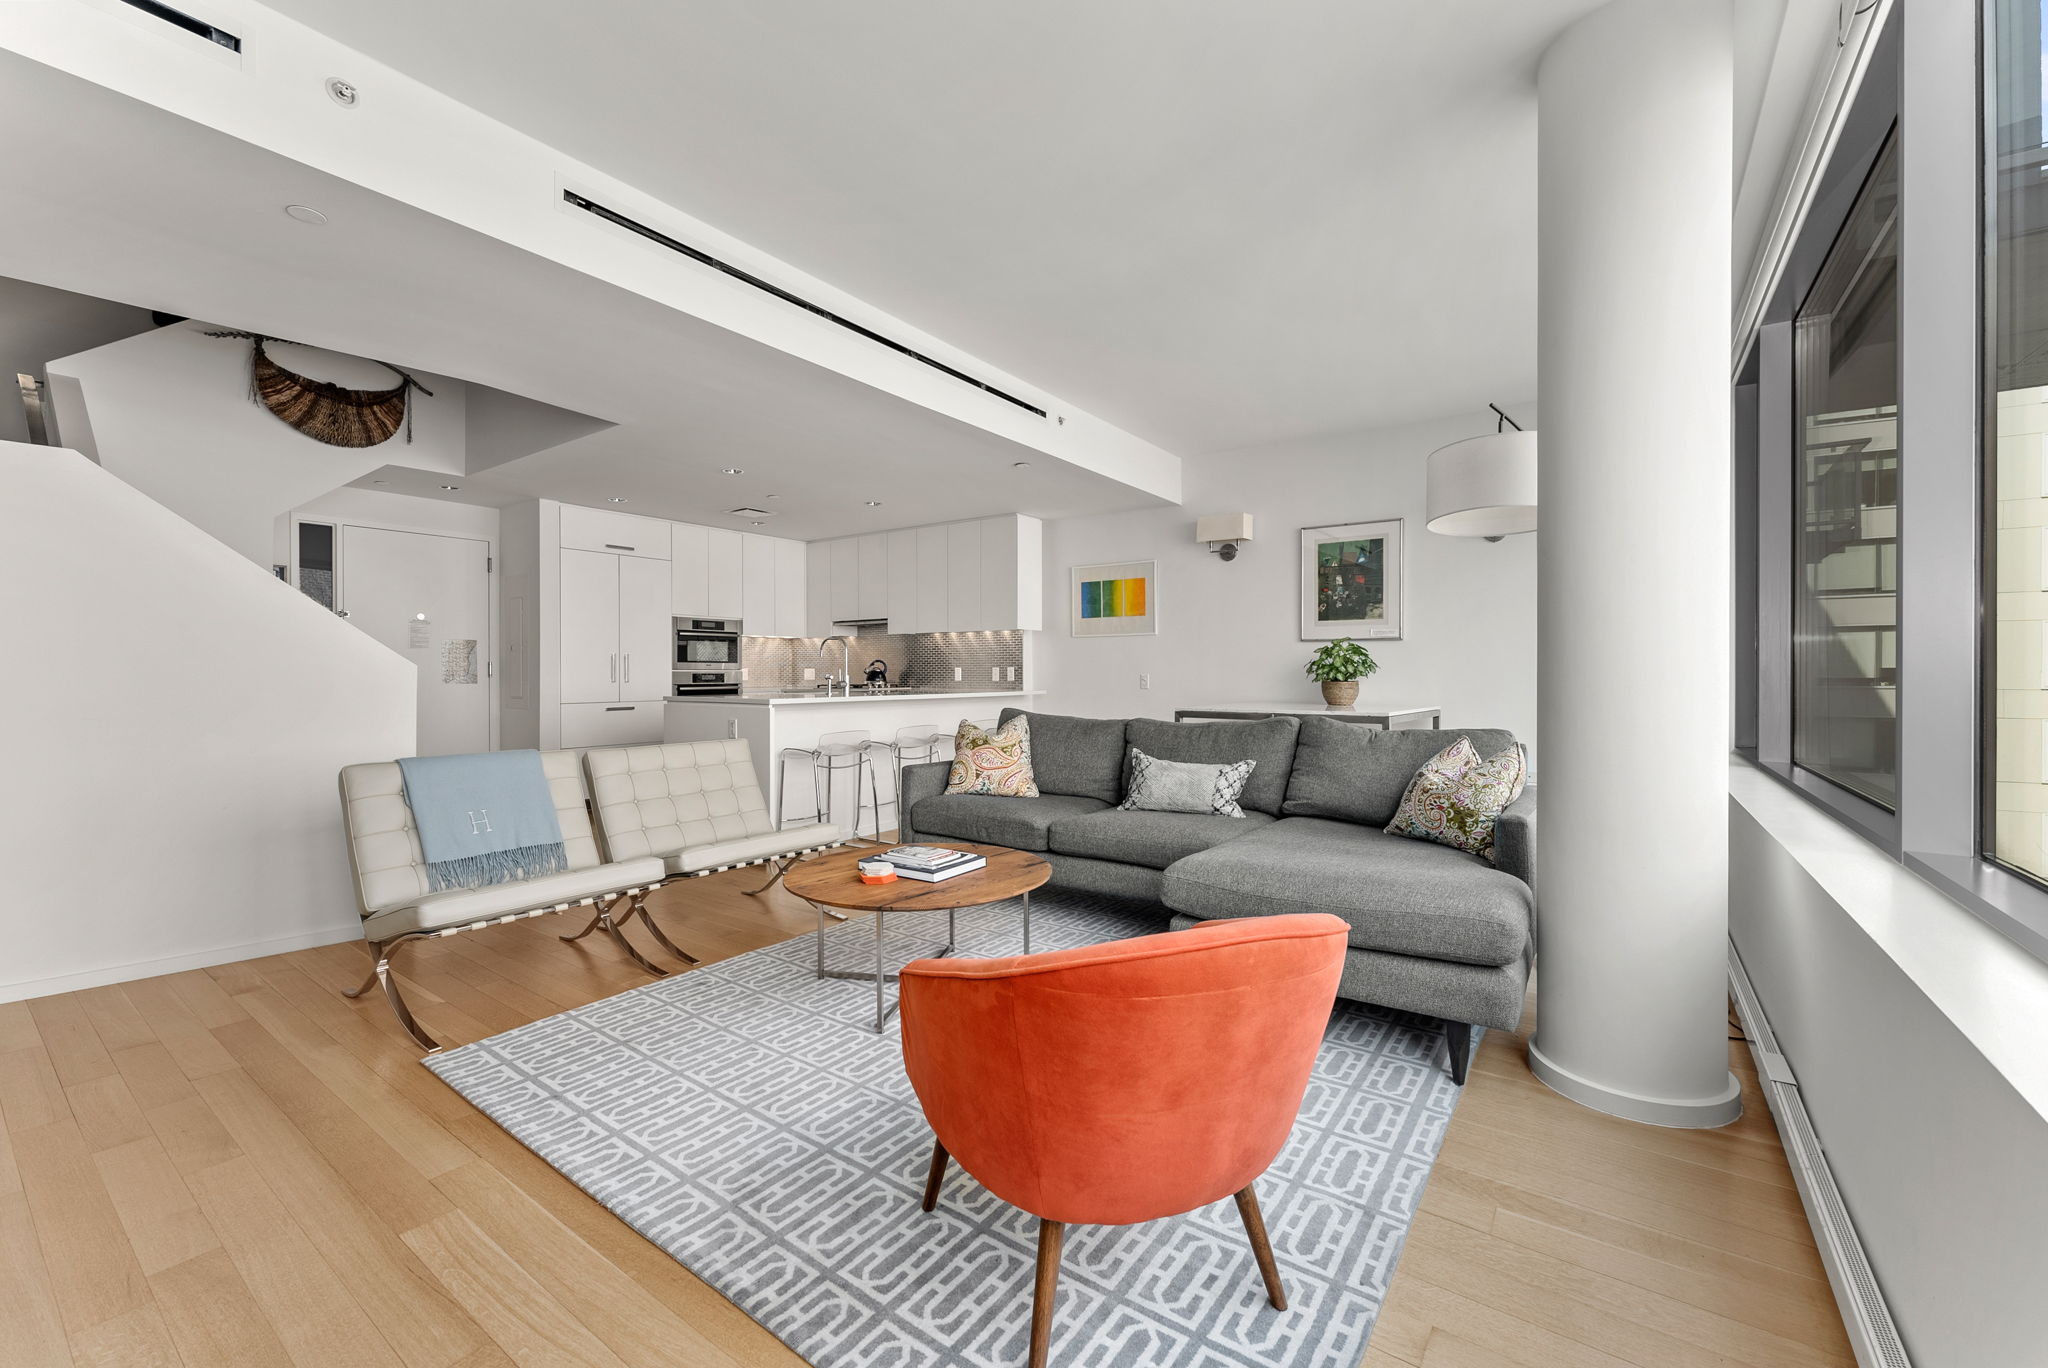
[{"x1": 1730, "y1": 756, "x2": 2048, "y2": 1128}]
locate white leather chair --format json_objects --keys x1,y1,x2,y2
[
  {"x1": 338, "y1": 750, "x2": 668, "y2": 1052},
  {"x1": 584, "y1": 740, "x2": 849, "y2": 910}
]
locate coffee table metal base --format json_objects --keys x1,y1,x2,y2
[{"x1": 808, "y1": 890, "x2": 1034, "y2": 1032}]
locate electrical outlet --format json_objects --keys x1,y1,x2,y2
[
  {"x1": 953, "y1": 666, "x2": 963, "y2": 682},
  {"x1": 1007, "y1": 666, "x2": 1016, "y2": 681},
  {"x1": 726, "y1": 718, "x2": 738, "y2": 739},
  {"x1": 1139, "y1": 673, "x2": 1151, "y2": 690},
  {"x1": 803, "y1": 667, "x2": 815, "y2": 681},
  {"x1": 991, "y1": 667, "x2": 1002, "y2": 682}
]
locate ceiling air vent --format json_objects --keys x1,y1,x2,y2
[
  {"x1": 117, "y1": 0, "x2": 241, "y2": 50},
  {"x1": 563, "y1": 189, "x2": 1047, "y2": 419},
  {"x1": 726, "y1": 507, "x2": 774, "y2": 518}
]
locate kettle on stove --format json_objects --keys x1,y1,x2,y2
[{"x1": 863, "y1": 659, "x2": 889, "y2": 686}]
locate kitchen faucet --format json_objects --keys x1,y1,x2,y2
[{"x1": 818, "y1": 634, "x2": 853, "y2": 697}]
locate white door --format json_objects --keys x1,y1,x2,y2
[
  {"x1": 560, "y1": 548, "x2": 622, "y2": 704},
  {"x1": 338, "y1": 525, "x2": 491, "y2": 756},
  {"x1": 617, "y1": 555, "x2": 673, "y2": 701}
]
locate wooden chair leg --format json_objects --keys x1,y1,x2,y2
[
  {"x1": 920, "y1": 1139, "x2": 949, "y2": 1212},
  {"x1": 1234, "y1": 1185, "x2": 1287, "y2": 1311},
  {"x1": 1030, "y1": 1218, "x2": 1064, "y2": 1368}
]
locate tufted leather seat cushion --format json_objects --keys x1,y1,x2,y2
[
  {"x1": 339, "y1": 750, "x2": 660, "y2": 939},
  {"x1": 340, "y1": 751, "x2": 608, "y2": 915},
  {"x1": 585, "y1": 740, "x2": 847, "y2": 863}
]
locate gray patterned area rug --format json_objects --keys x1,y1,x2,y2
[{"x1": 426, "y1": 890, "x2": 1472, "y2": 1368}]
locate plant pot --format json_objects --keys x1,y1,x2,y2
[{"x1": 1320, "y1": 680, "x2": 1360, "y2": 709}]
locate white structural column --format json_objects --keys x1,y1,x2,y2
[{"x1": 1529, "y1": 0, "x2": 1742, "y2": 1127}]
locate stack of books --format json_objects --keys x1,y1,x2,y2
[{"x1": 878, "y1": 845, "x2": 988, "y2": 882}]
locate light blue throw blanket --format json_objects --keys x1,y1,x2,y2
[{"x1": 397, "y1": 750, "x2": 569, "y2": 893}]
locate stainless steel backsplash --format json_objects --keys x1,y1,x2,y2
[{"x1": 743, "y1": 630, "x2": 1025, "y2": 693}]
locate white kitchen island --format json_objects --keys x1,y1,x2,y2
[{"x1": 666, "y1": 690, "x2": 1041, "y2": 831}]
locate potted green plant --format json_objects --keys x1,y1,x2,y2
[{"x1": 1305, "y1": 638, "x2": 1378, "y2": 709}]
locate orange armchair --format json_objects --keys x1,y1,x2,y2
[{"x1": 898, "y1": 913, "x2": 1348, "y2": 1367}]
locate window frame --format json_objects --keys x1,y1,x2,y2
[{"x1": 1737, "y1": 0, "x2": 2048, "y2": 970}]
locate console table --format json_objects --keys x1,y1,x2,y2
[{"x1": 1173, "y1": 702, "x2": 1441, "y2": 730}]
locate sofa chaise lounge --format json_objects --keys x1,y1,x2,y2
[{"x1": 899, "y1": 709, "x2": 1537, "y2": 1081}]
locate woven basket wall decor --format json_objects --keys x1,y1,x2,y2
[{"x1": 207, "y1": 330, "x2": 433, "y2": 448}]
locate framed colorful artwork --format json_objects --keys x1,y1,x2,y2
[
  {"x1": 1070, "y1": 560, "x2": 1157, "y2": 636},
  {"x1": 1301, "y1": 519, "x2": 1403, "y2": 640}
]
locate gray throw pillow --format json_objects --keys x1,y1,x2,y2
[{"x1": 1118, "y1": 747, "x2": 1257, "y2": 818}]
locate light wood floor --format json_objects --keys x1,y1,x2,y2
[{"x1": 0, "y1": 866, "x2": 1856, "y2": 1368}]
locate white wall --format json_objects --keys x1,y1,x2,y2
[
  {"x1": 1730, "y1": 768, "x2": 2048, "y2": 1367},
  {"x1": 1032, "y1": 411, "x2": 1539, "y2": 755},
  {"x1": 0, "y1": 443, "x2": 415, "y2": 1002},
  {"x1": 0, "y1": 274, "x2": 151, "y2": 445},
  {"x1": 46, "y1": 320, "x2": 464, "y2": 566}
]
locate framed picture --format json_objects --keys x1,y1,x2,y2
[
  {"x1": 1071, "y1": 560, "x2": 1157, "y2": 636},
  {"x1": 1301, "y1": 519, "x2": 1402, "y2": 640}
]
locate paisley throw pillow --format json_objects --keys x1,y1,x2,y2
[
  {"x1": 1384, "y1": 737, "x2": 1526, "y2": 862},
  {"x1": 944, "y1": 716, "x2": 1040, "y2": 797}
]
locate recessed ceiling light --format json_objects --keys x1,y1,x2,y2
[
  {"x1": 750, "y1": 521, "x2": 765, "y2": 526},
  {"x1": 721, "y1": 467, "x2": 744, "y2": 476},
  {"x1": 283, "y1": 204, "x2": 328, "y2": 225},
  {"x1": 864, "y1": 500, "x2": 883, "y2": 507},
  {"x1": 440, "y1": 484, "x2": 460, "y2": 491},
  {"x1": 370, "y1": 479, "x2": 390, "y2": 485},
  {"x1": 1012, "y1": 462, "x2": 1032, "y2": 470},
  {"x1": 764, "y1": 493, "x2": 780, "y2": 499},
  {"x1": 608, "y1": 497, "x2": 629, "y2": 503}
]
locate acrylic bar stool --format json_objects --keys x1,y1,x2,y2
[
  {"x1": 867, "y1": 725, "x2": 952, "y2": 837},
  {"x1": 778, "y1": 729, "x2": 884, "y2": 844}
]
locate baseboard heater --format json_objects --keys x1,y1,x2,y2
[
  {"x1": 1727, "y1": 943, "x2": 1912, "y2": 1368},
  {"x1": 561, "y1": 189, "x2": 1047, "y2": 420}
]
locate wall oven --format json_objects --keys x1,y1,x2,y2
[
  {"x1": 675, "y1": 618, "x2": 741, "y2": 667},
  {"x1": 674, "y1": 669, "x2": 741, "y2": 696}
]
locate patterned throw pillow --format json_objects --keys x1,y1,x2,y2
[
  {"x1": 944, "y1": 716, "x2": 1040, "y2": 797},
  {"x1": 1119, "y1": 747, "x2": 1257, "y2": 818},
  {"x1": 1384, "y1": 737, "x2": 1526, "y2": 862}
]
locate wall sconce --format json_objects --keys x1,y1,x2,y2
[{"x1": 1196, "y1": 513, "x2": 1254, "y2": 562}]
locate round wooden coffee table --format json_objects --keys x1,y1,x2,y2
[{"x1": 783, "y1": 842, "x2": 1051, "y2": 1032}]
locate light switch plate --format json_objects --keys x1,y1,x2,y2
[
  {"x1": 953, "y1": 667, "x2": 963, "y2": 682},
  {"x1": 1138, "y1": 673, "x2": 1151, "y2": 689},
  {"x1": 991, "y1": 667, "x2": 1001, "y2": 682}
]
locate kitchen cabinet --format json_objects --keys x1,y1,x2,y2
[
  {"x1": 916, "y1": 525, "x2": 948, "y2": 633},
  {"x1": 946, "y1": 520, "x2": 982, "y2": 631},
  {"x1": 806, "y1": 541, "x2": 832, "y2": 637},
  {"x1": 560, "y1": 700, "x2": 663, "y2": 748},
  {"x1": 560, "y1": 548, "x2": 670, "y2": 705},
  {"x1": 828, "y1": 538, "x2": 859, "y2": 624},
  {"x1": 741, "y1": 533, "x2": 777, "y2": 632},
  {"x1": 559, "y1": 505, "x2": 669, "y2": 559},
  {"x1": 803, "y1": 514, "x2": 1041, "y2": 634},
  {"x1": 886, "y1": 529, "x2": 918, "y2": 635},
  {"x1": 670, "y1": 522, "x2": 710, "y2": 617},
  {"x1": 704, "y1": 528, "x2": 743, "y2": 619},
  {"x1": 775, "y1": 538, "x2": 807, "y2": 638},
  {"x1": 857, "y1": 534, "x2": 887, "y2": 619}
]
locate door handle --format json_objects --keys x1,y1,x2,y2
[
  {"x1": 605, "y1": 706, "x2": 634, "y2": 712},
  {"x1": 609, "y1": 654, "x2": 617, "y2": 683},
  {"x1": 605, "y1": 543, "x2": 634, "y2": 551},
  {"x1": 624, "y1": 653, "x2": 631, "y2": 683}
]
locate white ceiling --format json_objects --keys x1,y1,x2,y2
[
  {"x1": 258, "y1": 0, "x2": 1614, "y2": 454},
  {"x1": 0, "y1": 52, "x2": 1163, "y2": 536}
]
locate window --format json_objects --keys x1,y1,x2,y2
[
  {"x1": 1793, "y1": 133, "x2": 1901, "y2": 810},
  {"x1": 1989, "y1": 0, "x2": 2048, "y2": 882}
]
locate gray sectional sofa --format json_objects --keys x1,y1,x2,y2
[{"x1": 899, "y1": 708, "x2": 1537, "y2": 1082}]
